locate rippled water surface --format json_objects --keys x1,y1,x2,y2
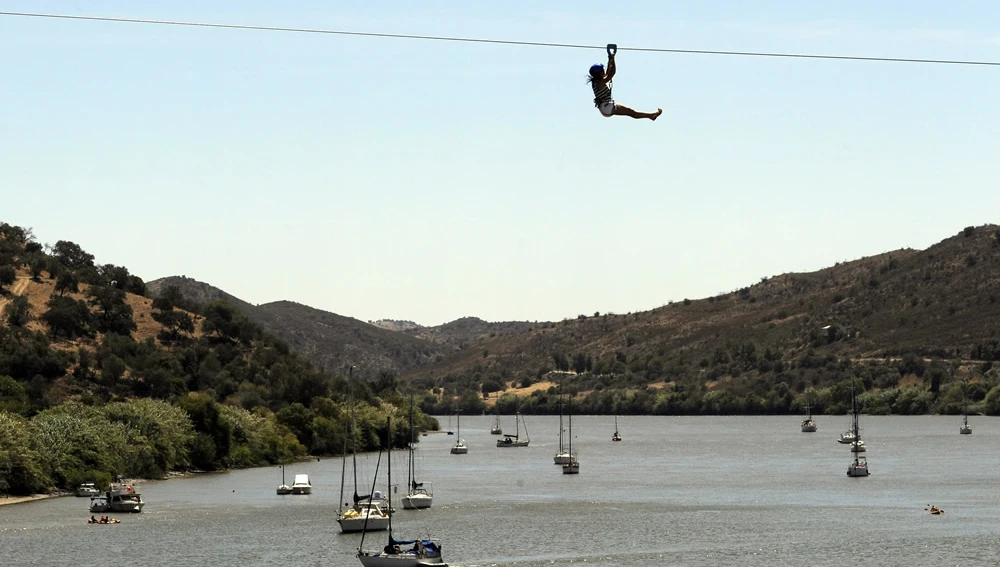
[{"x1": 4, "y1": 415, "x2": 1000, "y2": 566}]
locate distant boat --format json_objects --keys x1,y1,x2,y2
[
  {"x1": 490, "y1": 402, "x2": 503, "y2": 436},
  {"x1": 357, "y1": 417, "x2": 447, "y2": 567},
  {"x1": 76, "y1": 483, "x2": 100, "y2": 497},
  {"x1": 291, "y1": 474, "x2": 312, "y2": 495},
  {"x1": 276, "y1": 464, "x2": 292, "y2": 495},
  {"x1": 800, "y1": 398, "x2": 817, "y2": 433},
  {"x1": 846, "y1": 378, "x2": 870, "y2": 478},
  {"x1": 497, "y1": 412, "x2": 529, "y2": 447},
  {"x1": 960, "y1": 386, "x2": 972, "y2": 435},
  {"x1": 562, "y1": 400, "x2": 579, "y2": 475},
  {"x1": 339, "y1": 382, "x2": 389, "y2": 533},
  {"x1": 401, "y1": 397, "x2": 433, "y2": 509},
  {"x1": 553, "y1": 399, "x2": 572, "y2": 464},
  {"x1": 612, "y1": 414, "x2": 622, "y2": 442},
  {"x1": 450, "y1": 413, "x2": 468, "y2": 455},
  {"x1": 89, "y1": 480, "x2": 144, "y2": 513}
]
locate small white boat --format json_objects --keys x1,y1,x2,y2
[
  {"x1": 291, "y1": 473, "x2": 312, "y2": 495},
  {"x1": 800, "y1": 401, "x2": 817, "y2": 433},
  {"x1": 847, "y1": 455, "x2": 870, "y2": 477},
  {"x1": 553, "y1": 400, "x2": 572, "y2": 465},
  {"x1": 562, "y1": 401, "x2": 579, "y2": 475},
  {"x1": 450, "y1": 413, "x2": 468, "y2": 455},
  {"x1": 612, "y1": 414, "x2": 622, "y2": 442},
  {"x1": 960, "y1": 408, "x2": 972, "y2": 435},
  {"x1": 76, "y1": 483, "x2": 100, "y2": 497},
  {"x1": 402, "y1": 397, "x2": 433, "y2": 509},
  {"x1": 845, "y1": 379, "x2": 870, "y2": 478},
  {"x1": 276, "y1": 464, "x2": 292, "y2": 495},
  {"x1": 339, "y1": 502, "x2": 391, "y2": 533}
]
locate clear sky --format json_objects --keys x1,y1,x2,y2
[{"x1": 2, "y1": 2, "x2": 998, "y2": 326}]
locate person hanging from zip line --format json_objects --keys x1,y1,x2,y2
[{"x1": 588, "y1": 44, "x2": 662, "y2": 121}]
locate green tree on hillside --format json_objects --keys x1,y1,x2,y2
[
  {"x1": 87, "y1": 285, "x2": 137, "y2": 336},
  {"x1": 52, "y1": 240, "x2": 94, "y2": 270},
  {"x1": 3, "y1": 294, "x2": 30, "y2": 327},
  {"x1": 0, "y1": 265, "x2": 15, "y2": 293},
  {"x1": 54, "y1": 272, "x2": 79, "y2": 296},
  {"x1": 41, "y1": 296, "x2": 94, "y2": 339}
]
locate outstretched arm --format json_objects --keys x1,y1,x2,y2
[{"x1": 606, "y1": 55, "x2": 616, "y2": 80}]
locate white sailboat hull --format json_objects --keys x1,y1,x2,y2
[
  {"x1": 339, "y1": 509, "x2": 390, "y2": 533},
  {"x1": 553, "y1": 452, "x2": 573, "y2": 465},
  {"x1": 401, "y1": 493, "x2": 433, "y2": 509},
  {"x1": 800, "y1": 419, "x2": 817, "y2": 433},
  {"x1": 449, "y1": 443, "x2": 468, "y2": 454},
  {"x1": 960, "y1": 425, "x2": 972, "y2": 434}
]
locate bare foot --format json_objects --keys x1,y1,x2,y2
[{"x1": 651, "y1": 108, "x2": 663, "y2": 121}]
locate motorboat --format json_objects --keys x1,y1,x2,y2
[
  {"x1": 76, "y1": 483, "x2": 100, "y2": 497},
  {"x1": 291, "y1": 474, "x2": 312, "y2": 495},
  {"x1": 90, "y1": 481, "x2": 144, "y2": 513}
]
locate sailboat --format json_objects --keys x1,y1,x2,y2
[
  {"x1": 497, "y1": 411, "x2": 530, "y2": 447},
  {"x1": 553, "y1": 398, "x2": 572, "y2": 464},
  {"x1": 612, "y1": 414, "x2": 622, "y2": 442},
  {"x1": 357, "y1": 417, "x2": 447, "y2": 567},
  {"x1": 562, "y1": 400, "x2": 579, "y2": 474},
  {"x1": 401, "y1": 397, "x2": 433, "y2": 509},
  {"x1": 276, "y1": 463, "x2": 292, "y2": 495},
  {"x1": 800, "y1": 392, "x2": 817, "y2": 432},
  {"x1": 960, "y1": 383, "x2": 972, "y2": 435},
  {"x1": 846, "y1": 377, "x2": 870, "y2": 477},
  {"x1": 490, "y1": 399, "x2": 502, "y2": 435},
  {"x1": 338, "y1": 386, "x2": 390, "y2": 533},
  {"x1": 449, "y1": 413, "x2": 468, "y2": 455}
]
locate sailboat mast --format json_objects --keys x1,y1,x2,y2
[
  {"x1": 386, "y1": 416, "x2": 393, "y2": 542},
  {"x1": 408, "y1": 396, "x2": 414, "y2": 489}
]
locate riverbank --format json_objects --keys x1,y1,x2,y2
[{"x1": 0, "y1": 493, "x2": 67, "y2": 506}]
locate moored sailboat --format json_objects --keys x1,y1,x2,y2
[
  {"x1": 562, "y1": 400, "x2": 579, "y2": 475},
  {"x1": 449, "y1": 413, "x2": 468, "y2": 455},
  {"x1": 846, "y1": 378, "x2": 870, "y2": 477},
  {"x1": 497, "y1": 412, "x2": 529, "y2": 447},
  {"x1": 339, "y1": 379, "x2": 390, "y2": 533},
  {"x1": 800, "y1": 394, "x2": 817, "y2": 433},
  {"x1": 402, "y1": 397, "x2": 433, "y2": 509},
  {"x1": 612, "y1": 414, "x2": 622, "y2": 442},
  {"x1": 357, "y1": 417, "x2": 447, "y2": 567},
  {"x1": 553, "y1": 398, "x2": 572, "y2": 464}
]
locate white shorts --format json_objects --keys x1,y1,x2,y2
[{"x1": 598, "y1": 100, "x2": 616, "y2": 117}]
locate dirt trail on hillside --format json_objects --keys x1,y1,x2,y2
[{"x1": 0, "y1": 276, "x2": 31, "y2": 313}]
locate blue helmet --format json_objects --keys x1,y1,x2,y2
[{"x1": 589, "y1": 64, "x2": 604, "y2": 79}]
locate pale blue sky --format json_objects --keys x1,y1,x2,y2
[{"x1": 3, "y1": 2, "x2": 998, "y2": 325}]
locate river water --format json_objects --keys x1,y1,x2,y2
[{"x1": 3, "y1": 415, "x2": 1000, "y2": 566}]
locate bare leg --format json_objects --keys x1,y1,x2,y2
[{"x1": 614, "y1": 103, "x2": 662, "y2": 121}]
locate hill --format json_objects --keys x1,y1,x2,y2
[
  {"x1": 401, "y1": 225, "x2": 1000, "y2": 416},
  {"x1": 146, "y1": 277, "x2": 447, "y2": 376}
]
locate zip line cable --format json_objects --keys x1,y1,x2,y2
[{"x1": 3, "y1": 10, "x2": 1000, "y2": 68}]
